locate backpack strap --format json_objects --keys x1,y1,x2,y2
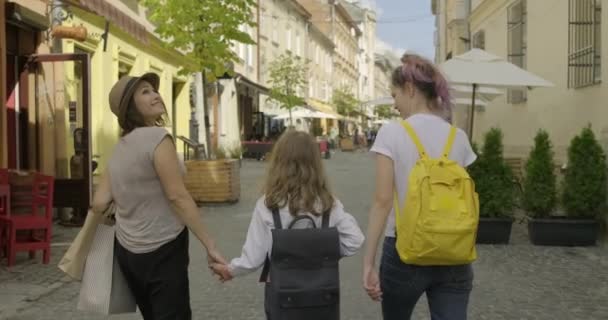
[
  {"x1": 271, "y1": 207, "x2": 282, "y2": 230},
  {"x1": 259, "y1": 207, "x2": 282, "y2": 283},
  {"x1": 400, "y1": 121, "x2": 428, "y2": 159},
  {"x1": 321, "y1": 210, "x2": 330, "y2": 228},
  {"x1": 442, "y1": 126, "x2": 458, "y2": 158}
]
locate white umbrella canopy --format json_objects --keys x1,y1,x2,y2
[
  {"x1": 450, "y1": 85, "x2": 503, "y2": 101},
  {"x1": 439, "y1": 48, "x2": 554, "y2": 136},
  {"x1": 273, "y1": 107, "x2": 338, "y2": 120},
  {"x1": 363, "y1": 95, "x2": 490, "y2": 109},
  {"x1": 440, "y1": 49, "x2": 554, "y2": 88}
]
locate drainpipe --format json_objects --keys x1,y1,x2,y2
[
  {"x1": 51, "y1": 0, "x2": 64, "y2": 53},
  {"x1": 465, "y1": 0, "x2": 472, "y2": 50}
]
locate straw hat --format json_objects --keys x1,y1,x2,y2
[{"x1": 108, "y1": 73, "x2": 160, "y2": 128}]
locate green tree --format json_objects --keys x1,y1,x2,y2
[
  {"x1": 562, "y1": 126, "x2": 607, "y2": 218},
  {"x1": 332, "y1": 86, "x2": 359, "y2": 117},
  {"x1": 266, "y1": 53, "x2": 309, "y2": 126},
  {"x1": 523, "y1": 130, "x2": 557, "y2": 218},
  {"x1": 375, "y1": 104, "x2": 395, "y2": 119},
  {"x1": 472, "y1": 128, "x2": 516, "y2": 218},
  {"x1": 143, "y1": 0, "x2": 256, "y2": 76}
]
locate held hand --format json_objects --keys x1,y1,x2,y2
[
  {"x1": 206, "y1": 248, "x2": 228, "y2": 266},
  {"x1": 210, "y1": 262, "x2": 233, "y2": 282},
  {"x1": 363, "y1": 265, "x2": 382, "y2": 302}
]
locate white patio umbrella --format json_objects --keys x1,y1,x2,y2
[
  {"x1": 440, "y1": 48, "x2": 554, "y2": 136},
  {"x1": 365, "y1": 96, "x2": 490, "y2": 108},
  {"x1": 274, "y1": 108, "x2": 338, "y2": 120}
]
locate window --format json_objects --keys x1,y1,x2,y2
[
  {"x1": 260, "y1": 8, "x2": 266, "y2": 35},
  {"x1": 247, "y1": 27, "x2": 254, "y2": 67},
  {"x1": 296, "y1": 32, "x2": 301, "y2": 56},
  {"x1": 272, "y1": 13, "x2": 278, "y2": 43},
  {"x1": 315, "y1": 44, "x2": 320, "y2": 64},
  {"x1": 287, "y1": 27, "x2": 292, "y2": 51},
  {"x1": 473, "y1": 30, "x2": 485, "y2": 49},
  {"x1": 309, "y1": 77, "x2": 314, "y2": 97},
  {"x1": 507, "y1": 0, "x2": 527, "y2": 103},
  {"x1": 568, "y1": 0, "x2": 602, "y2": 88}
]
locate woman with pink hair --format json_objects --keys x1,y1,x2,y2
[{"x1": 362, "y1": 53, "x2": 477, "y2": 320}]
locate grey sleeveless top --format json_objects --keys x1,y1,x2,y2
[{"x1": 108, "y1": 127, "x2": 185, "y2": 253}]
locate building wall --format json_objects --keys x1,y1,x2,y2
[
  {"x1": 307, "y1": 26, "x2": 334, "y2": 103},
  {"x1": 358, "y1": 10, "x2": 377, "y2": 104},
  {"x1": 62, "y1": 8, "x2": 192, "y2": 173},
  {"x1": 0, "y1": 0, "x2": 6, "y2": 167},
  {"x1": 333, "y1": 6, "x2": 359, "y2": 92},
  {"x1": 259, "y1": 0, "x2": 310, "y2": 115},
  {"x1": 468, "y1": 0, "x2": 608, "y2": 162},
  {"x1": 434, "y1": 0, "x2": 468, "y2": 63},
  {"x1": 374, "y1": 64, "x2": 391, "y2": 99}
]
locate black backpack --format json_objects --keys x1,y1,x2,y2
[{"x1": 259, "y1": 208, "x2": 341, "y2": 320}]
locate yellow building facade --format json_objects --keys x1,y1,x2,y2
[
  {"x1": 61, "y1": 6, "x2": 192, "y2": 173},
  {"x1": 467, "y1": 0, "x2": 607, "y2": 163}
]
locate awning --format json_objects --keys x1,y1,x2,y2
[
  {"x1": 307, "y1": 99, "x2": 341, "y2": 118},
  {"x1": 78, "y1": 0, "x2": 149, "y2": 44},
  {"x1": 235, "y1": 73, "x2": 269, "y2": 94}
]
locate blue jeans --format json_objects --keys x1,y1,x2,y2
[{"x1": 380, "y1": 237, "x2": 473, "y2": 320}]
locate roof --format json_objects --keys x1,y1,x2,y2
[
  {"x1": 341, "y1": 1, "x2": 365, "y2": 21},
  {"x1": 335, "y1": 2, "x2": 362, "y2": 36}
]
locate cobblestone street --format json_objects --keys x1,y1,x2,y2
[{"x1": 1, "y1": 152, "x2": 607, "y2": 320}]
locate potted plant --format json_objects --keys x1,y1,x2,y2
[
  {"x1": 183, "y1": 144, "x2": 241, "y2": 204},
  {"x1": 529, "y1": 126, "x2": 606, "y2": 246},
  {"x1": 470, "y1": 128, "x2": 516, "y2": 244},
  {"x1": 524, "y1": 130, "x2": 558, "y2": 244}
]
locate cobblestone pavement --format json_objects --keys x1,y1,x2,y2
[{"x1": 2, "y1": 151, "x2": 608, "y2": 320}]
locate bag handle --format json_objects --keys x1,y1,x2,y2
[
  {"x1": 260, "y1": 207, "x2": 281, "y2": 283},
  {"x1": 288, "y1": 215, "x2": 317, "y2": 229}
]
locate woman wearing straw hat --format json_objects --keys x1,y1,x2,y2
[{"x1": 91, "y1": 73, "x2": 226, "y2": 319}]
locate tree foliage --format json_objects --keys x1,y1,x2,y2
[
  {"x1": 523, "y1": 130, "x2": 557, "y2": 218},
  {"x1": 266, "y1": 53, "x2": 309, "y2": 125},
  {"x1": 332, "y1": 86, "x2": 359, "y2": 117},
  {"x1": 375, "y1": 104, "x2": 395, "y2": 119},
  {"x1": 469, "y1": 128, "x2": 516, "y2": 218},
  {"x1": 143, "y1": 0, "x2": 257, "y2": 77},
  {"x1": 562, "y1": 126, "x2": 607, "y2": 218}
]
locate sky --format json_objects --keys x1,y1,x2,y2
[{"x1": 357, "y1": 0, "x2": 436, "y2": 60}]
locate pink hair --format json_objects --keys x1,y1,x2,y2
[{"x1": 393, "y1": 54, "x2": 453, "y2": 115}]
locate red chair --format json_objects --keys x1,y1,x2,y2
[
  {"x1": 0, "y1": 173, "x2": 55, "y2": 267},
  {"x1": 0, "y1": 169, "x2": 8, "y2": 259},
  {"x1": 0, "y1": 184, "x2": 10, "y2": 259}
]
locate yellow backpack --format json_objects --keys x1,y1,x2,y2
[{"x1": 393, "y1": 121, "x2": 479, "y2": 266}]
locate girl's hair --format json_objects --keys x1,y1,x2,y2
[
  {"x1": 391, "y1": 53, "x2": 452, "y2": 114},
  {"x1": 264, "y1": 130, "x2": 334, "y2": 216},
  {"x1": 121, "y1": 83, "x2": 168, "y2": 136}
]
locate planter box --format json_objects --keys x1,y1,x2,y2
[
  {"x1": 528, "y1": 218, "x2": 599, "y2": 246},
  {"x1": 184, "y1": 159, "x2": 240, "y2": 204},
  {"x1": 476, "y1": 217, "x2": 513, "y2": 244},
  {"x1": 340, "y1": 138, "x2": 354, "y2": 151}
]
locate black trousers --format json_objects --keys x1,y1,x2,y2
[{"x1": 115, "y1": 228, "x2": 191, "y2": 320}]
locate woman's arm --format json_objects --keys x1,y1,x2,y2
[
  {"x1": 91, "y1": 171, "x2": 112, "y2": 215},
  {"x1": 362, "y1": 154, "x2": 395, "y2": 301},
  {"x1": 154, "y1": 136, "x2": 225, "y2": 264}
]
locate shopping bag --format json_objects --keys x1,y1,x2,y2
[
  {"x1": 77, "y1": 223, "x2": 136, "y2": 315},
  {"x1": 58, "y1": 210, "x2": 104, "y2": 280},
  {"x1": 58, "y1": 204, "x2": 115, "y2": 280}
]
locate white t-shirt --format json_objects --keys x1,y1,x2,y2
[{"x1": 370, "y1": 113, "x2": 477, "y2": 237}]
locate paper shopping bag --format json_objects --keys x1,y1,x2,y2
[
  {"x1": 77, "y1": 224, "x2": 136, "y2": 315},
  {"x1": 58, "y1": 210, "x2": 104, "y2": 280}
]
